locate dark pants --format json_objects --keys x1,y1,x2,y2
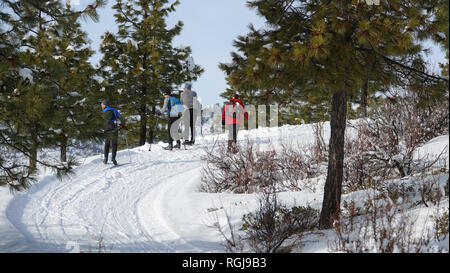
[
  {"x1": 227, "y1": 124, "x2": 240, "y2": 143},
  {"x1": 183, "y1": 108, "x2": 196, "y2": 142},
  {"x1": 168, "y1": 115, "x2": 182, "y2": 146},
  {"x1": 104, "y1": 130, "x2": 118, "y2": 161}
]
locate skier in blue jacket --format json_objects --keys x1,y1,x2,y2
[
  {"x1": 161, "y1": 90, "x2": 182, "y2": 150},
  {"x1": 101, "y1": 99, "x2": 126, "y2": 165}
]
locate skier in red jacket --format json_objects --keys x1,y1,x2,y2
[{"x1": 222, "y1": 94, "x2": 248, "y2": 151}]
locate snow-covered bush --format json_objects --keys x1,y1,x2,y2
[
  {"x1": 241, "y1": 188, "x2": 319, "y2": 253},
  {"x1": 332, "y1": 191, "x2": 434, "y2": 253},
  {"x1": 209, "y1": 186, "x2": 319, "y2": 253},
  {"x1": 377, "y1": 173, "x2": 447, "y2": 208},
  {"x1": 343, "y1": 89, "x2": 449, "y2": 191},
  {"x1": 333, "y1": 169, "x2": 449, "y2": 253}
]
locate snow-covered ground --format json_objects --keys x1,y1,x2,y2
[{"x1": 0, "y1": 122, "x2": 448, "y2": 253}]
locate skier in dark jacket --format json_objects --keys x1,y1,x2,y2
[
  {"x1": 222, "y1": 94, "x2": 248, "y2": 151},
  {"x1": 180, "y1": 83, "x2": 199, "y2": 145},
  {"x1": 161, "y1": 90, "x2": 182, "y2": 150},
  {"x1": 101, "y1": 99, "x2": 126, "y2": 165}
]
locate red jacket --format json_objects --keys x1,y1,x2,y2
[{"x1": 222, "y1": 98, "x2": 249, "y2": 125}]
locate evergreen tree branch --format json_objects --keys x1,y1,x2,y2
[
  {"x1": 115, "y1": 2, "x2": 140, "y2": 29},
  {"x1": 0, "y1": 132, "x2": 76, "y2": 174},
  {"x1": 373, "y1": 49, "x2": 449, "y2": 83}
]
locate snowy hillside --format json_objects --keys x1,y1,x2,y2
[{"x1": 0, "y1": 121, "x2": 448, "y2": 253}]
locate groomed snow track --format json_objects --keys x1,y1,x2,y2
[{"x1": 5, "y1": 142, "x2": 225, "y2": 253}]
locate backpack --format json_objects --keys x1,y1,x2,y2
[
  {"x1": 103, "y1": 106, "x2": 124, "y2": 131},
  {"x1": 170, "y1": 96, "x2": 183, "y2": 116}
]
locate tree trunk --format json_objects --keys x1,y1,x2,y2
[
  {"x1": 149, "y1": 106, "x2": 156, "y2": 144},
  {"x1": 319, "y1": 89, "x2": 347, "y2": 229},
  {"x1": 360, "y1": 78, "x2": 368, "y2": 118},
  {"x1": 139, "y1": 105, "x2": 147, "y2": 146},
  {"x1": 29, "y1": 130, "x2": 38, "y2": 170},
  {"x1": 60, "y1": 134, "x2": 67, "y2": 163}
]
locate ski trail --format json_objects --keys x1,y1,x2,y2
[
  {"x1": 5, "y1": 143, "x2": 222, "y2": 252},
  {"x1": 138, "y1": 166, "x2": 207, "y2": 252}
]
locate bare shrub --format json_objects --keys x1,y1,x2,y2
[
  {"x1": 208, "y1": 203, "x2": 245, "y2": 253},
  {"x1": 241, "y1": 187, "x2": 319, "y2": 253},
  {"x1": 207, "y1": 188, "x2": 319, "y2": 253},
  {"x1": 201, "y1": 139, "x2": 325, "y2": 194},
  {"x1": 332, "y1": 191, "x2": 432, "y2": 253},
  {"x1": 343, "y1": 121, "x2": 377, "y2": 192},
  {"x1": 413, "y1": 88, "x2": 449, "y2": 139},
  {"x1": 375, "y1": 171, "x2": 449, "y2": 208},
  {"x1": 84, "y1": 235, "x2": 113, "y2": 253},
  {"x1": 358, "y1": 90, "x2": 448, "y2": 178},
  {"x1": 311, "y1": 122, "x2": 328, "y2": 162},
  {"x1": 418, "y1": 173, "x2": 444, "y2": 208},
  {"x1": 445, "y1": 178, "x2": 449, "y2": 197},
  {"x1": 434, "y1": 211, "x2": 449, "y2": 241},
  {"x1": 381, "y1": 179, "x2": 416, "y2": 205},
  {"x1": 82, "y1": 222, "x2": 114, "y2": 253},
  {"x1": 343, "y1": 89, "x2": 448, "y2": 194},
  {"x1": 200, "y1": 140, "x2": 280, "y2": 193},
  {"x1": 278, "y1": 143, "x2": 322, "y2": 191}
]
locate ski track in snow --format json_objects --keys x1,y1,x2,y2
[{"x1": 6, "y1": 145, "x2": 214, "y2": 253}]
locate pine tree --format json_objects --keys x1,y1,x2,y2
[
  {"x1": 99, "y1": 0, "x2": 203, "y2": 146},
  {"x1": 0, "y1": 1, "x2": 32, "y2": 191},
  {"x1": 432, "y1": 0, "x2": 449, "y2": 77},
  {"x1": 219, "y1": 28, "x2": 331, "y2": 125},
  {"x1": 44, "y1": 3, "x2": 103, "y2": 163},
  {"x1": 0, "y1": 0, "x2": 105, "y2": 191},
  {"x1": 224, "y1": 0, "x2": 449, "y2": 229}
]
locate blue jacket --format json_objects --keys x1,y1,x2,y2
[
  {"x1": 102, "y1": 106, "x2": 124, "y2": 131},
  {"x1": 103, "y1": 106, "x2": 123, "y2": 122}
]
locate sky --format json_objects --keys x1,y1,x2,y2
[
  {"x1": 79, "y1": 0, "x2": 266, "y2": 107},
  {"x1": 77, "y1": 0, "x2": 446, "y2": 107}
]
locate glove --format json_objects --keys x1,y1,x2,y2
[
  {"x1": 222, "y1": 120, "x2": 225, "y2": 126},
  {"x1": 120, "y1": 123, "x2": 128, "y2": 130}
]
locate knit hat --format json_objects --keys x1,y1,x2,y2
[
  {"x1": 101, "y1": 99, "x2": 109, "y2": 106},
  {"x1": 164, "y1": 90, "x2": 171, "y2": 96},
  {"x1": 184, "y1": 83, "x2": 192, "y2": 90}
]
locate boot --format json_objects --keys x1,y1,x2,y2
[
  {"x1": 173, "y1": 140, "x2": 181, "y2": 149},
  {"x1": 111, "y1": 144, "x2": 118, "y2": 165},
  {"x1": 184, "y1": 139, "x2": 195, "y2": 146},
  {"x1": 164, "y1": 143, "x2": 173, "y2": 150},
  {"x1": 104, "y1": 142, "x2": 110, "y2": 164}
]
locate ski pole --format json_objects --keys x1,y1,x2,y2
[
  {"x1": 149, "y1": 115, "x2": 161, "y2": 151},
  {"x1": 125, "y1": 132, "x2": 132, "y2": 163},
  {"x1": 120, "y1": 128, "x2": 132, "y2": 163},
  {"x1": 211, "y1": 133, "x2": 220, "y2": 151}
]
